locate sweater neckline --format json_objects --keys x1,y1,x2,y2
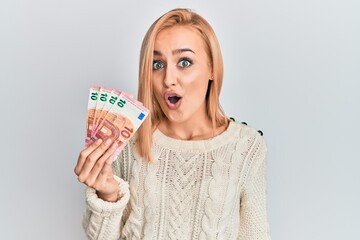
[{"x1": 153, "y1": 121, "x2": 239, "y2": 152}]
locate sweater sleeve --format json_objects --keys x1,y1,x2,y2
[
  {"x1": 82, "y1": 175, "x2": 130, "y2": 239},
  {"x1": 238, "y1": 134, "x2": 271, "y2": 240},
  {"x1": 81, "y1": 142, "x2": 134, "y2": 239}
]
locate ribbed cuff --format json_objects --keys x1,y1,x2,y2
[{"x1": 85, "y1": 175, "x2": 130, "y2": 217}]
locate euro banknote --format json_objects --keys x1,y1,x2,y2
[{"x1": 85, "y1": 86, "x2": 149, "y2": 155}]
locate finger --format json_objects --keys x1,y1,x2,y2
[
  {"x1": 93, "y1": 154, "x2": 116, "y2": 191},
  {"x1": 83, "y1": 142, "x2": 118, "y2": 187},
  {"x1": 102, "y1": 154, "x2": 116, "y2": 175},
  {"x1": 77, "y1": 138, "x2": 114, "y2": 183},
  {"x1": 74, "y1": 138, "x2": 103, "y2": 175}
]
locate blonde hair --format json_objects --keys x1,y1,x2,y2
[{"x1": 136, "y1": 8, "x2": 228, "y2": 162}]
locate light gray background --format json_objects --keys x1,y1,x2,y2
[{"x1": 1, "y1": 0, "x2": 359, "y2": 239}]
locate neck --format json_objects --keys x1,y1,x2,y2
[{"x1": 158, "y1": 116, "x2": 214, "y2": 141}]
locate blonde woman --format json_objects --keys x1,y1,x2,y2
[{"x1": 75, "y1": 8, "x2": 271, "y2": 240}]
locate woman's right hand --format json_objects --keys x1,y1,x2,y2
[{"x1": 74, "y1": 138, "x2": 120, "y2": 202}]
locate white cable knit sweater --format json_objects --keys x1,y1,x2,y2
[{"x1": 82, "y1": 121, "x2": 271, "y2": 239}]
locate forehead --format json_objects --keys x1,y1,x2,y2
[{"x1": 154, "y1": 25, "x2": 207, "y2": 52}]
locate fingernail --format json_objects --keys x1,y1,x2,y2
[
  {"x1": 96, "y1": 138, "x2": 103, "y2": 144},
  {"x1": 105, "y1": 138, "x2": 112, "y2": 146}
]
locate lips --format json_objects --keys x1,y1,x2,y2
[{"x1": 165, "y1": 92, "x2": 182, "y2": 110}]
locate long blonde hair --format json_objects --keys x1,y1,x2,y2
[{"x1": 136, "y1": 8, "x2": 228, "y2": 162}]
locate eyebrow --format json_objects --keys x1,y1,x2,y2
[{"x1": 153, "y1": 48, "x2": 195, "y2": 56}]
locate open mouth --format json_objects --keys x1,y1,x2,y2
[
  {"x1": 165, "y1": 93, "x2": 182, "y2": 109},
  {"x1": 168, "y1": 95, "x2": 181, "y2": 104}
]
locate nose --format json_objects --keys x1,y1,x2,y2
[{"x1": 163, "y1": 65, "x2": 177, "y2": 87}]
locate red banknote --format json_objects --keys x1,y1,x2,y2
[{"x1": 85, "y1": 86, "x2": 149, "y2": 156}]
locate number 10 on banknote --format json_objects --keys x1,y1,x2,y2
[{"x1": 85, "y1": 86, "x2": 149, "y2": 156}]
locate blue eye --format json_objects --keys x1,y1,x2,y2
[
  {"x1": 153, "y1": 61, "x2": 164, "y2": 70},
  {"x1": 178, "y1": 58, "x2": 192, "y2": 68}
]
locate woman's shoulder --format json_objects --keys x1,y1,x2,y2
[
  {"x1": 228, "y1": 118, "x2": 267, "y2": 154},
  {"x1": 228, "y1": 118, "x2": 264, "y2": 139},
  {"x1": 227, "y1": 119, "x2": 268, "y2": 184}
]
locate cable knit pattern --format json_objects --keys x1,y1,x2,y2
[
  {"x1": 82, "y1": 121, "x2": 271, "y2": 239},
  {"x1": 83, "y1": 176, "x2": 130, "y2": 240}
]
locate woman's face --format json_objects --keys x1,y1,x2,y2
[{"x1": 152, "y1": 25, "x2": 212, "y2": 125}]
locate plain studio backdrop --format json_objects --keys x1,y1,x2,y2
[{"x1": 0, "y1": 0, "x2": 359, "y2": 239}]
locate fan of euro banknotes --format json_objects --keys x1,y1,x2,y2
[{"x1": 85, "y1": 86, "x2": 149, "y2": 156}]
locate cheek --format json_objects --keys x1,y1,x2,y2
[
  {"x1": 151, "y1": 79, "x2": 163, "y2": 101},
  {"x1": 151, "y1": 70, "x2": 165, "y2": 88},
  {"x1": 183, "y1": 70, "x2": 203, "y2": 83},
  {"x1": 184, "y1": 72, "x2": 209, "y2": 94}
]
